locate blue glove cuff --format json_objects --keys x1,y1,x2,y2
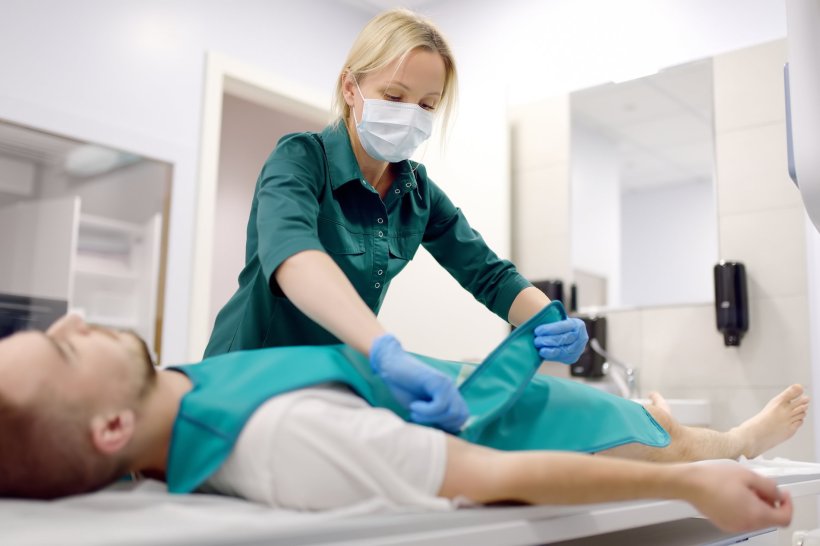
[{"x1": 369, "y1": 333, "x2": 400, "y2": 374}]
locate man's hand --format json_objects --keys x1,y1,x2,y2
[
  {"x1": 685, "y1": 461, "x2": 793, "y2": 533},
  {"x1": 533, "y1": 318, "x2": 588, "y2": 364},
  {"x1": 370, "y1": 334, "x2": 469, "y2": 433}
]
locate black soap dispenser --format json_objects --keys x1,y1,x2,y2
[{"x1": 713, "y1": 261, "x2": 749, "y2": 346}]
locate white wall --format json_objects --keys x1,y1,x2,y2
[
  {"x1": 1, "y1": 0, "x2": 791, "y2": 362},
  {"x1": 570, "y1": 118, "x2": 620, "y2": 305},
  {"x1": 0, "y1": 0, "x2": 369, "y2": 363},
  {"x1": 621, "y1": 180, "x2": 717, "y2": 307},
  {"x1": 437, "y1": 0, "x2": 787, "y2": 106}
]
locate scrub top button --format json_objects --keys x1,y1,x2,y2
[
  {"x1": 394, "y1": 188, "x2": 400, "y2": 194},
  {"x1": 377, "y1": 269, "x2": 383, "y2": 275},
  {"x1": 377, "y1": 218, "x2": 384, "y2": 224},
  {"x1": 374, "y1": 282, "x2": 381, "y2": 288},
  {"x1": 405, "y1": 182, "x2": 412, "y2": 188},
  {"x1": 378, "y1": 231, "x2": 383, "y2": 237}
]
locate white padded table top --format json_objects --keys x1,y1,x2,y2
[{"x1": 2, "y1": 460, "x2": 819, "y2": 546}]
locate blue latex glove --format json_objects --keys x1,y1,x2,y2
[
  {"x1": 369, "y1": 334, "x2": 469, "y2": 433},
  {"x1": 533, "y1": 317, "x2": 589, "y2": 364}
]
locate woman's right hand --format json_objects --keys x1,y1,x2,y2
[{"x1": 370, "y1": 334, "x2": 469, "y2": 434}]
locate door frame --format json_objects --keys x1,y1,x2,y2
[{"x1": 189, "y1": 52, "x2": 330, "y2": 360}]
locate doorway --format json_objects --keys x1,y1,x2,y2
[{"x1": 189, "y1": 53, "x2": 329, "y2": 360}]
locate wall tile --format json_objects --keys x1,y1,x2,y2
[
  {"x1": 509, "y1": 95, "x2": 570, "y2": 172},
  {"x1": 637, "y1": 296, "x2": 811, "y2": 391},
  {"x1": 512, "y1": 163, "x2": 570, "y2": 237},
  {"x1": 735, "y1": 294, "x2": 812, "y2": 389},
  {"x1": 719, "y1": 205, "x2": 807, "y2": 300},
  {"x1": 537, "y1": 360, "x2": 571, "y2": 378},
  {"x1": 715, "y1": 122, "x2": 802, "y2": 216},
  {"x1": 516, "y1": 230, "x2": 571, "y2": 281},
  {"x1": 638, "y1": 304, "x2": 742, "y2": 391},
  {"x1": 713, "y1": 40, "x2": 787, "y2": 134},
  {"x1": 605, "y1": 308, "x2": 644, "y2": 371}
]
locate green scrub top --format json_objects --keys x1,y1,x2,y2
[{"x1": 204, "y1": 124, "x2": 532, "y2": 357}]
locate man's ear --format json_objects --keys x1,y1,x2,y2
[{"x1": 89, "y1": 410, "x2": 135, "y2": 455}]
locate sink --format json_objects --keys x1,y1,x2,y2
[
  {"x1": 574, "y1": 378, "x2": 712, "y2": 426},
  {"x1": 631, "y1": 398, "x2": 712, "y2": 427}
]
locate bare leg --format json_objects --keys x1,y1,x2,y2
[{"x1": 600, "y1": 385, "x2": 809, "y2": 462}]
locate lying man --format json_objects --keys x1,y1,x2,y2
[{"x1": 0, "y1": 303, "x2": 808, "y2": 534}]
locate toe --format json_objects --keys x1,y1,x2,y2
[
  {"x1": 791, "y1": 401, "x2": 810, "y2": 415},
  {"x1": 784, "y1": 384, "x2": 805, "y2": 400},
  {"x1": 793, "y1": 395, "x2": 810, "y2": 406}
]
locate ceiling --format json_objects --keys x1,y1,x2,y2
[
  {"x1": 571, "y1": 59, "x2": 714, "y2": 193},
  {"x1": 0, "y1": 122, "x2": 81, "y2": 167},
  {"x1": 0, "y1": 121, "x2": 146, "y2": 208},
  {"x1": 339, "y1": 0, "x2": 438, "y2": 15}
]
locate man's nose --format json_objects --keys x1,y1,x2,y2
[{"x1": 46, "y1": 313, "x2": 88, "y2": 337}]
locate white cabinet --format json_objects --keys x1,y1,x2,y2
[
  {"x1": 70, "y1": 212, "x2": 162, "y2": 352},
  {"x1": 0, "y1": 196, "x2": 78, "y2": 300},
  {"x1": 0, "y1": 197, "x2": 162, "y2": 352}
]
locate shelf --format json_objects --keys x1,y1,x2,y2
[
  {"x1": 73, "y1": 264, "x2": 138, "y2": 282},
  {"x1": 79, "y1": 213, "x2": 142, "y2": 236},
  {"x1": 83, "y1": 314, "x2": 140, "y2": 330}
]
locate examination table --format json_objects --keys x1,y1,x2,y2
[{"x1": 2, "y1": 459, "x2": 820, "y2": 546}]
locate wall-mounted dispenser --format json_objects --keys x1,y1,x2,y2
[
  {"x1": 532, "y1": 279, "x2": 564, "y2": 306},
  {"x1": 531, "y1": 279, "x2": 578, "y2": 312},
  {"x1": 571, "y1": 315, "x2": 607, "y2": 377},
  {"x1": 714, "y1": 261, "x2": 749, "y2": 346}
]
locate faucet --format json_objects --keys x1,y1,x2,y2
[{"x1": 589, "y1": 338, "x2": 639, "y2": 399}]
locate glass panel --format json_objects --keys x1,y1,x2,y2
[
  {"x1": 0, "y1": 119, "x2": 172, "y2": 359},
  {"x1": 570, "y1": 59, "x2": 717, "y2": 310}
]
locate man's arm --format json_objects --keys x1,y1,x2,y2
[{"x1": 438, "y1": 436, "x2": 792, "y2": 534}]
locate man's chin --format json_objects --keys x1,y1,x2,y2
[{"x1": 121, "y1": 330, "x2": 158, "y2": 390}]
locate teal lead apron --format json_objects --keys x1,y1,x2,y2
[{"x1": 166, "y1": 302, "x2": 669, "y2": 493}]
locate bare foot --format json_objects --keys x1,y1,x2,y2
[
  {"x1": 647, "y1": 391, "x2": 672, "y2": 414},
  {"x1": 731, "y1": 384, "x2": 810, "y2": 458}
]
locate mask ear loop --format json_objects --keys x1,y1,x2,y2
[
  {"x1": 350, "y1": 72, "x2": 365, "y2": 127},
  {"x1": 409, "y1": 133, "x2": 430, "y2": 177}
]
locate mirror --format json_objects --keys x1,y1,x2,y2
[
  {"x1": 570, "y1": 59, "x2": 718, "y2": 310},
  {"x1": 0, "y1": 120, "x2": 172, "y2": 358}
]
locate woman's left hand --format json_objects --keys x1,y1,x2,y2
[{"x1": 533, "y1": 318, "x2": 589, "y2": 364}]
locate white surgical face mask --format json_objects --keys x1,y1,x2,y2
[{"x1": 352, "y1": 78, "x2": 434, "y2": 163}]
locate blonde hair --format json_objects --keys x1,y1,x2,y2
[{"x1": 333, "y1": 8, "x2": 458, "y2": 141}]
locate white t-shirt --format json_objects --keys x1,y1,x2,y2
[{"x1": 201, "y1": 384, "x2": 453, "y2": 514}]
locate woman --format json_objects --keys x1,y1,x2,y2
[{"x1": 205, "y1": 9, "x2": 587, "y2": 432}]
